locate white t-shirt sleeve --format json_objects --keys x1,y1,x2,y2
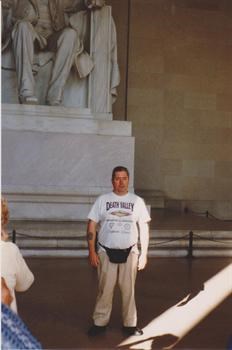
[
  {"x1": 87, "y1": 196, "x2": 101, "y2": 223},
  {"x1": 137, "y1": 198, "x2": 151, "y2": 224}
]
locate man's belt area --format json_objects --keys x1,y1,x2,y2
[{"x1": 98, "y1": 242, "x2": 134, "y2": 264}]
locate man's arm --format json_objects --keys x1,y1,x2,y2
[
  {"x1": 138, "y1": 222, "x2": 149, "y2": 271},
  {"x1": 87, "y1": 219, "x2": 99, "y2": 268}
]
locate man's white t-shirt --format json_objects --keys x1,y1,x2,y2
[{"x1": 88, "y1": 192, "x2": 151, "y2": 250}]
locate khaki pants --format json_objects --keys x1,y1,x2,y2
[{"x1": 93, "y1": 251, "x2": 138, "y2": 327}]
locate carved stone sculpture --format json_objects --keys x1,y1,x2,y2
[{"x1": 1, "y1": 0, "x2": 120, "y2": 111}]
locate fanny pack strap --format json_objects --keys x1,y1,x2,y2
[{"x1": 98, "y1": 242, "x2": 134, "y2": 251}]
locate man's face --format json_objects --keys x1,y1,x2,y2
[{"x1": 112, "y1": 171, "x2": 129, "y2": 195}]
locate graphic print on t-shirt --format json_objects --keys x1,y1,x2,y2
[
  {"x1": 106, "y1": 201, "x2": 134, "y2": 212},
  {"x1": 105, "y1": 201, "x2": 135, "y2": 235},
  {"x1": 111, "y1": 211, "x2": 130, "y2": 217}
]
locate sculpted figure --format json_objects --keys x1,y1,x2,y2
[
  {"x1": 2, "y1": 0, "x2": 95, "y2": 105},
  {"x1": 85, "y1": 0, "x2": 105, "y2": 9}
]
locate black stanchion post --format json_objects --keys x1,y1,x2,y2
[
  {"x1": 187, "y1": 231, "x2": 193, "y2": 258},
  {"x1": 12, "y1": 229, "x2": 16, "y2": 243}
]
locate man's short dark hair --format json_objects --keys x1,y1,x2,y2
[{"x1": 112, "y1": 166, "x2": 129, "y2": 180}]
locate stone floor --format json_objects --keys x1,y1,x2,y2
[
  {"x1": 17, "y1": 257, "x2": 232, "y2": 350},
  {"x1": 15, "y1": 209, "x2": 232, "y2": 349}
]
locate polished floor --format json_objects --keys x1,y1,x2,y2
[
  {"x1": 16, "y1": 209, "x2": 232, "y2": 349},
  {"x1": 17, "y1": 257, "x2": 232, "y2": 350}
]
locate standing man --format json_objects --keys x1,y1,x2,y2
[{"x1": 87, "y1": 166, "x2": 151, "y2": 336}]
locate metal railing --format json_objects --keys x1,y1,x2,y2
[{"x1": 9, "y1": 229, "x2": 231, "y2": 258}]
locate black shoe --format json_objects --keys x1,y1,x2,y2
[
  {"x1": 88, "y1": 325, "x2": 107, "y2": 336},
  {"x1": 122, "y1": 326, "x2": 143, "y2": 336}
]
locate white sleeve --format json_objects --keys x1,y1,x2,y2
[
  {"x1": 87, "y1": 196, "x2": 101, "y2": 223},
  {"x1": 139, "y1": 221, "x2": 149, "y2": 256},
  {"x1": 138, "y1": 198, "x2": 151, "y2": 224},
  {"x1": 14, "y1": 245, "x2": 34, "y2": 292}
]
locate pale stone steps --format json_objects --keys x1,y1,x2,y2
[
  {"x1": 15, "y1": 234, "x2": 232, "y2": 249},
  {"x1": 136, "y1": 190, "x2": 165, "y2": 209},
  {"x1": 10, "y1": 220, "x2": 231, "y2": 239},
  {"x1": 20, "y1": 249, "x2": 232, "y2": 258},
  {"x1": 8, "y1": 220, "x2": 87, "y2": 236},
  {"x1": 8, "y1": 225, "x2": 232, "y2": 258}
]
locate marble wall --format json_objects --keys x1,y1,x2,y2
[
  {"x1": 2, "y1": 104, "x2": 134, "y2": 221},
  {"x1": 112, "y1": 0, "x2": 232, "y2": 218}
]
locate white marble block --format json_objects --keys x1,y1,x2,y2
[{"x1": 2, "y1": 104, "x2": 134, "y2": 221}]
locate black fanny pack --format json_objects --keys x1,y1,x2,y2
[{"x1": 99, "y1": 243, "x2": 133, "y2": 264}]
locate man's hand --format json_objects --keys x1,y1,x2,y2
[
  {"x1": 138, "y1": 254, "x2": 147, "y2": 271},
  {"x1": 88, "y1": 251, "x2": 99, "y2": 268}
]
